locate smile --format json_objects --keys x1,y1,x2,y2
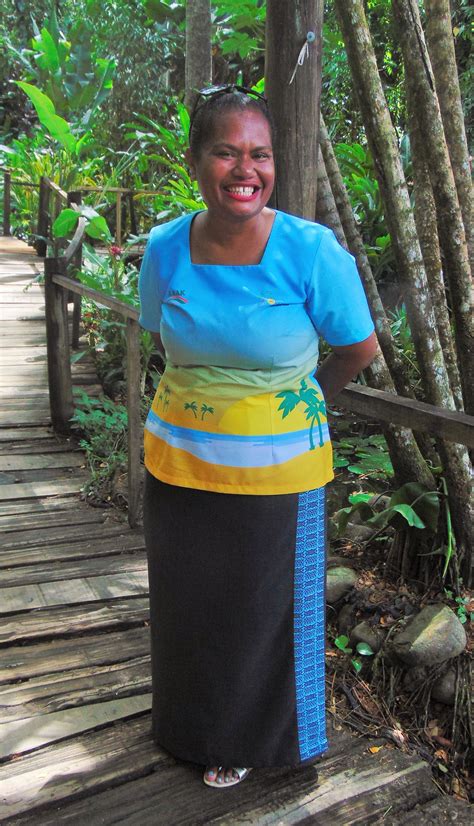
[{"x1": 224, "y1": 185, "x2": 260, "y2": 201}]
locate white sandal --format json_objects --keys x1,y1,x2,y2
[{"x1": 203, "y1": 767, "x2": 252, "y2": 788}]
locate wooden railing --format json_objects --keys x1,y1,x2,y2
[{"x1": 3, "y1": 169, "x2": 474, "y2": 531}]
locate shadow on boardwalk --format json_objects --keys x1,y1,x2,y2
[{"x1": 0, "y1": 238, "x2": 466, "y2": 824}]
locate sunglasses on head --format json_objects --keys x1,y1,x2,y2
[{"x1": 189, "y1": 84, "x2": 268, "y2": 135}]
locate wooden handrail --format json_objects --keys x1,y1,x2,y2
[
  {"x1": 43, "y1": 177, "x2": 68, "y2": 201},
  {"x1": 52, "y1": 273, "x2": 139, "y2": 320},
  {"x1": 64, "y1": 215, "x2": 87, "y2": 263},
  {"x1": 339, "y1": 384, "x2": 474, "y2": 449}
]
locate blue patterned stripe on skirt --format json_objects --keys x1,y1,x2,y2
[{"x1": 294, "y1": 487, "x2": 328, "y2": 761}]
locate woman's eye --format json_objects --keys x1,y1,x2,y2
[{"x1": 254, "y1": 153, "x2": 270, "y2": 160}]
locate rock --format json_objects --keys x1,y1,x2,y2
[
  {"x1": 390, "y1": 604, "x2": 467, "y2": 667},
  {"x1": 326, "y1": 566, "x2": 358, "y2": 604},
  {"x1": 432, "y1": 668, "x2": 456, "y2": 706},
  {"x1": 343, "y1": 522, "x2": 374, "y2": 542},
  {"x1": 349, "y1": 620, "x2": 384, "y2": 654},
  {"x1": 338, "y1": 603, "x2": 357, "y2": 635}
]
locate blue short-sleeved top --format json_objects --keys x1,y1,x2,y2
[{"x1": 139, "y1": 209, "x2": 374, "y2": 494}]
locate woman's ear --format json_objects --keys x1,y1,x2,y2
[{"x1": 185, "y1": 148, "x2": 196, "y2": 180}]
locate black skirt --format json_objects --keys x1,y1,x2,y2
[{"x1": 143, "y1": 470, "x2": 328, "y2": 768}]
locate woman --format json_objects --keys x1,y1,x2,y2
[{"x1": 139, "y1": 87, "x2": 377, "y2": 789}]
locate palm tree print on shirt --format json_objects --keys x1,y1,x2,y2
[
  {"x1": 184, "y1": 401, "x2": 198, "y2": 418},
  {"x1": 200, "y1": 403, "x2": 215, "y2": 420},
  {"x1": 276, "y1": 379, "x2": 327, "y2": 450}
]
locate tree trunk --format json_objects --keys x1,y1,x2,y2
[
  {"x1": 265, "y1": 0, "x2": 323, "y2": 218},
  {"x1": 407, "y1": 103, "x2": 464, "y2": 410},
  {"x1": 184, "y1": 0, "x2": 212, "y2": 111},
  {"x1": 335, "y1": 0, "x2": 473, "y2": 586},
  {"x1": 425, "y1": 0, "x2": 473, "y2": 270},
  {"x1": 319, "y1": 116, "x2": 414, "y2": 402},
  {"x1": 315, "y1": 152, "x2": 347, "y2": 246},
  {"x1": 391, "y1": 0, "x2": 474, "y2": 416},
  {"x1": 316, "y1": 135, "x2": 435, "y2": 488}
]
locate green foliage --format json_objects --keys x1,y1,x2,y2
[
  {"x1": 52, "y1": 207, "x2": 112, "y2": 243},
  {"x1": 336, "y1": 482, "x2": 440, "y2": 537},
  {"x1": 72, "y1": 389, "x2": 128, "y2": 503},
  {"x1": 389, "y1": 305, "x2": 421, "y2": 393},
  {"x1": 79, "y1": 246, "x2": 156, "y2": 393},
  {"x1": 443, "y1": 590, "x2": 473, "y2": 626},
  {"x1": 333, "y1": 433, "x2": 394, "y2": 481},
  {"x1": 334, "y1": 634, "x2": 375, "y2": 674},
  {"x1": 125, "y1": 102, "x2": 203, "y2": 219},
  {"x1": 10, "y1": 8, "x2": 115, "y2": 126}
]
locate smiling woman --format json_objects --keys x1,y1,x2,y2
[{"x1": 138, "y1": 87, "x2": 377, "y2": 790}]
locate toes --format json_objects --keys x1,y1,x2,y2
[
  {"x1": 205, "y1": 766, "x2": 218, "y2": 780},
  {"x1": 224, "y1": 768, "x2": 235, "y2": 784}
]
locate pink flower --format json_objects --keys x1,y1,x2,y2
[{"x1": 110, "y1": 245, "x2": 123, "y2": 257}]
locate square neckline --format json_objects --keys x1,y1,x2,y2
[{"x1": 186, "y1": 209, "x2": 280, "y2": 268}]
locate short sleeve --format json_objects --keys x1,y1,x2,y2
[
  {"x1": 306, "y1": 229, "x2": 374, "y2": 345},
  {"x1": 138, "y1": 231, "x2": 162, "y2": 332}
]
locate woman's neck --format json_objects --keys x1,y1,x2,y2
[{"x1": 191, "y1": 209, "x2": 275, "y2": 265}]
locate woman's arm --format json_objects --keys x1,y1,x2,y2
[
  {"x1": 315, "y1": 331, "x2": 378, "y2": 404},
  {"x1": 151, "y1": 332, "x2": 165, "y2": 360}
]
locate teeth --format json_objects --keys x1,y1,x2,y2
[{"x1": 227, "y1": 186, "x2": 256, "y2": 195}]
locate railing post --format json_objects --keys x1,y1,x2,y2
[
  {"x1": 126, "y1": 317, "x2": 142, "y2": 527},
  {"x1": 36, "y1": 176, "x2": 49, "y2": 257},
  {"x1": 44, "y1": 257, "x2": 74, "y2": 434},
  {"x1": 3, "y1": 170, "x2": 11, "y2": 236},
  {"x1": 67, "y1": 190, "x2": 83, "y2": 349}
]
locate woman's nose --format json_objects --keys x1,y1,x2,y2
[{"x1": 232, "y1": 156, "x2": 254, "y2": 176}]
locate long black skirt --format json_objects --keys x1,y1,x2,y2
[{"x1": 143, "y1": 470, "x2": 328, "y2": 768}]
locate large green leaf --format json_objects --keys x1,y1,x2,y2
[
  {"x1": 85, "y1": 215, "x2": 112, "y2": 241},
  {"x1": 15, "y1": 82, "x2": 77, "y2": 152},
  {"x1": 52, "y1": 208, "x2": 79, "y2": 238},
  {"x1": 390, "y1": 504, "x2": 426, "y2": 529},
  {"x1": 39, "y1": 27, "x2": 60, "y2": 72}
]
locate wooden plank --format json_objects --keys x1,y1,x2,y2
[
  {"x1": 0, "y1": 412, "x2": 51, "y2": 426},
  {"x1": 0, "y1": 507, "x2": 106, "y2": 533},
  {"x1": 0, "y1": 438, "x2": 80, "y2": 454},
  {"x1": 11, "y1": 743, "x2": 437, "y2": 826},
  {"x1": 0, "y1": 694, "x2": 152, "y2": 760},
  {"x1": 0, "y1": 467, "x2": 88, "y2": 484},
  {"x1": 0, "y1": 307, "x2": 45, "y2": 320},
  {"x1": 0, "y1": 714, "x2": 166, "y2": 820},
  {"x1": 0, "y1": 626, "x2": 150, "y2": 683},
  {"x1": 0, "y1": 552, "x2": 147, "y2": 587},
  {"x1": 339, "y1": 383, "x2": 474, "y2": 448},
  {"x1": 0, "y1": 656, "x2": 151, "y2": 724},
  {"x1": 0, "y1": 480, "x2": 84, "y2": 501},
  {"x1": 0, "y1": 530, "x2": 144, "y2": 567},
  {"x1": 0, "y1": 427, "x2": 54, "y2": 442},
  {"x1": 0, "y1": 453, "x2": 84, "y2": 471},
  {"x1": 0, "y1": 597, "x2": 150, "y2": 644},
  {"x1": 0, "y1": 496, "x2": 82, "y2": 516}
]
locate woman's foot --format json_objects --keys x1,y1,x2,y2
[{"x1": 203, "y1": 766, "x2": 252, "y2": 787}]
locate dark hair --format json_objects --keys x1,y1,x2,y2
[{"x1": 189, "y1": 91, "x2": 275, "y2": 157}]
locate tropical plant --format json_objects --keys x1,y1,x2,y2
[
  {"x1": 334, "y1": 634, "x2": 375, "y2": 674},
  {"x1": 71, "y1": 389, "x2": 129, "y2": 504},
  {"x1": 9, "y1": 7, "x2": 115, "y2": 126},
  {"x1": 332, "y1": 433, "x2": 394, "y2": 481}
]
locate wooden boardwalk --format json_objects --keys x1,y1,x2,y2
[{"x1": 0, "y1": 238, "x2": 462, "y2": 824}]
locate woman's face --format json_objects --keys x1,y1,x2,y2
[{"x1": 186, "y1": 108, "x2": 275, "y2": 223}]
